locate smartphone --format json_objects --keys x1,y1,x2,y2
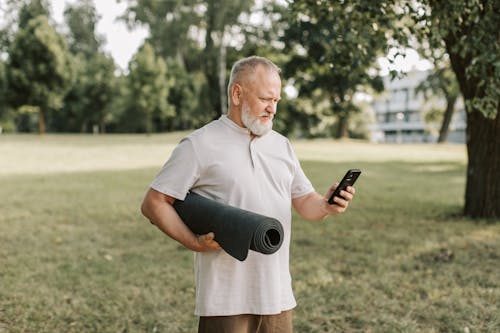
[{"x1": 328, "y1": 169, "x2": 361, "y2": 205}]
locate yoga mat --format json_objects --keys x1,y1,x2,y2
[{"x1": 173, "y1": 192, "x2": 284, "y2": 261}]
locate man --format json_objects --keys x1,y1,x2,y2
[{"x1": 141, "y1": 56, "x2": 355, "y2": 333}]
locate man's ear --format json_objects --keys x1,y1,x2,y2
[{"x1": 231, "y1": 83, "x2": 243, "y2": 106}]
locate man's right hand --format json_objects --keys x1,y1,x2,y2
[
  {"x1": 196, "y1": 232, "x2": 221, "y2": 252},
  {"x1": 141, "y1": 188, "x2": 222, "y2": 253}
]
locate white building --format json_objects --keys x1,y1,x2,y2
[{"x1": 370, "y1": 70, "x2": 466, "y2": 143}]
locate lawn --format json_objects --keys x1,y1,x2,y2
[{"x1": 0, "y1": 134, "x2": 498, "y2": 333}]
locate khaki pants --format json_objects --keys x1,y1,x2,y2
[{"x1": 198, "y1": 310, "x2": 293, "y2": 333}]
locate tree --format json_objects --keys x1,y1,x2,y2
[
  {"x1": 60, "y1": 0, "x2": 116, "y2": 133},
  {"x1": 120, "y1": 0, "x2": 206, "y2": 129},
  {"x1": 0, "y1": 59, "x2": 7, "y2": 124},
  {"x1": 409, "y1": 0, "x2": 499, "y2": 218},
  {"x1": 6, "y1": 14, "x2": 73, "y2": 134},
  {"x1": 415, "y1": 63, "x2": 461, "y2": 143},
  {"x1": 57, "y1": 53, "x2": 116, "y2": 133},
  {"x1": 165, "y1": 59, "x2": 210, "y2": 131},
  {"x1": 282, "y1": 0, "x2": 393, "y2": 138},
  {"x1": 17, "y1": 0, "x2": 50, "y2": 28},
  {"x1": 121, "y1": 0, "x2": 255, "y2": 121},
  {"x1": 64, "y1": 0, "x2": 103, "y2": 57},
  {"x1": 120, "y1": 0, "x2": 203, "y2": 67},
  {"x1": 202, "y1": 0, "x2": 254, "y2": 118},
  {"x1": 127, "y1": 42, "x2": 171, "y2": 134}
]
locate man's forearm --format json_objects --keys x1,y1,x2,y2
[
  {"x1": 293, "y1": 189, "x2": 351, "y2": 221},
  {"x1": 141, "y1": 189, "x2": 203, "y2": 251},
  {"x1": 292, "y1": 192, "x2": 329, "y2": 221}
]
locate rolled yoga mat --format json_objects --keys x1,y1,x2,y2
[{"x1": 173, "y1": 192, "x2": 284, "y2": 261}]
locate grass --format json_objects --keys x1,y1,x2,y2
[{"x1": 0, "y1": 134, "x2": 498, "y2": 333}]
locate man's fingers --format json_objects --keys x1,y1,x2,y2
[
  {"x1": 340, "y1": 190, "x2": 353, "y2": 201},
  {"x1": 325, "y1": 182, "x2": 339, "y2": 199},
  {"x1": 329, "y1": 182, "x2": 339, "y2": 192},
  {"x1": 332, "y1": 195, "x2": 348, "y2": 208},
  {"x1": 198, "y1": 232, "x2": 221, "y2": 250},
  {"x1": 346, "y1": 186, "x2": 356, "y2": 195}
]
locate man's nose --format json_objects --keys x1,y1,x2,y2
[{"x1": 265, "y1": 101, "x2": 277, "y2": 114}]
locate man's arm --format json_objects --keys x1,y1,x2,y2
[
  {"x1": 141, "y1": 188, "x2": 220, "y2": 252},
  {"x1": 292, "y1": 184, "x2": 355, "y2": 221}
]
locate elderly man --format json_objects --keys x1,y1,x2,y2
[{"x1": 141, "y1": 56, "x2": 355, "y2": 333}]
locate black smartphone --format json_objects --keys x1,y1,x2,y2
[{"x1": 328, "y1": 169, "x2": 361, "y2": 205}]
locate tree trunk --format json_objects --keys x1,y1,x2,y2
[
  {"x1": 204, "y1": 0, "x2": 222, "y2": 120},
  {"x1": 336, "y1": 114, "x2": 349, "y2": 139},
  {"x1": 218, "y1": 30, "x2": 227, "y2": 115},
  {"x1": 437, "y1": 95, "x2": 457, "y2": 143},
  {"x1": 38, "y1": 110, "x2": 46, "y2": 134},
  {"x1": 80, "y1": 120, "x2": 87, "y2": 133},
  {"x1": 444, "y1": 30, "x2": 499, "y2": 218},
  {"x1": 464, "y1": 109, "x2": 500, "y2": 218},
  {"x1": 145, "y1": 110, "x2": 152, "y2": 135}
]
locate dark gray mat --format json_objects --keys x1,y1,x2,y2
[{"x1": 173, "y1": 192, "x2": 284, "y2": 261}]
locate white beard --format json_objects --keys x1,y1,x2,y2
[{"x1": 241, "y1": 102, "x2": 273, "y2": 136}]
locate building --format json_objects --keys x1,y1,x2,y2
[{"x1": 370, "y1": 70, "x2": 466, "y2": 143}]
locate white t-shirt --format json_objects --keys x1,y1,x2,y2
[{"x1": 151, "y1": 115, "x2": 314, "y2": 316}]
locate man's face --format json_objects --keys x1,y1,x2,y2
[{"x1": 240, "y1": 66, "x2": 282, "y2": 136}]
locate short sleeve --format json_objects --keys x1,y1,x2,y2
[{"x1": 150, "y1": 138, "x2": 201, "y2": 200}]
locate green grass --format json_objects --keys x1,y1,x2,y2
[{"x1": 0, "y1": 134, "x2": 498, "y2": 333}]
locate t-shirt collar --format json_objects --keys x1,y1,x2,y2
[{"x1": 219, "y1": 115, "x2": 251, "y2": 135}]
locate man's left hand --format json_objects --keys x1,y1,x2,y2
[{"x1": 323, "y1": 183, "x2": 356, "y2": 215}]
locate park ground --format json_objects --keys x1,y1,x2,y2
[{"x1": 0, "y1": 134, "x2": 498, "y2": 332}]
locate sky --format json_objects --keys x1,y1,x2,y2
[{"x1": 4, "y1": 0, "x2": 433, "y2": 74}]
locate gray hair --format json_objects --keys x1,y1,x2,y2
[{"x1": 227, "y1": 56, "x2": 281, "y2": 106}]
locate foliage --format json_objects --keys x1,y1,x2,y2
[
  {"x1": 119, "y1": 0, "x2": 206, "y2": 126},
  {"x1": 121, "y1": 0, "x2": 256, "y2": 120},
  {"x1": 55, "y1": 53, "x2": 116, "y2": 133},
  {"x1": 0, "y1": 17, "x2": 10, "y2": 54},
  {"x1": 407, "y1": 0, "x2": 500, "y2": 218},
  {"x1": 17, "y1": 0, "x2": 50, "y2": 29},
  {"x1": 416, "y1": 64, "x2": 460, "y2": 143},
  {"x1": 408, "y1": 0, "x2": 499, "y2": 119},
  {"x1": 126, "y1": 42, "x2": 171, "y2": 134},
  {"x1": 282, "y1": 0, "x2": 395, "y2": 138},
  {"x1": 0, "y1": 59, "x2": 6, "y2": 119},
  {"x1": 165, "y1": 59, "x2": 211, "y2": 131},
  {"x1": 202, "y1": 0, "x2": 254, "y2": 117},
  {"x1": 63, "y1": 0, "x2": 103, "y2": 58},
  {"x1": 6, "y1": 14, "x2": 73, "y2": 133},
  {"x1": 120, "y1": 0, "x2": 203, "y2": 66},
  {"x1": 55, "y1": 0, "x2": 116, "y2": 133}
]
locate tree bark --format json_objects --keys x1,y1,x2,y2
[
  {"x1": 464, "y1": 109, "x2": 500, "y2": 218},
  {"x1": 437, "y1": 95, "x2": 457, "y2": 143}
]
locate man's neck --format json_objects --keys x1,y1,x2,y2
[{"x1": 227, "y1": 109, "x2": 244, "y2": 128}]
